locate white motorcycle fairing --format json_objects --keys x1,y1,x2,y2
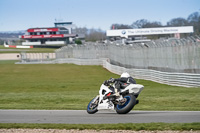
[
  {"x1": 97, "y1": 83, "x2": 144, "y2": 110},
  {"x1": 97, "y1": 84, "x2": 115, "y2": 110},
  {"x1": 120, "y1": 84, "x2": 144, "y2": 95}
]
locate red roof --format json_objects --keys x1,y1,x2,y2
[
  {"x1": 20, "y1": 34, "x2": 77, "y2": 39},
  {"x1": 27, "y1": 28, "x2": 59, "y2": 32}
]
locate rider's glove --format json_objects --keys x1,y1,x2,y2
[
  {"x1": 108, "y1": 78, "x2": 115, "y2": 83},
  {"x1": 103, "y1": 80, "x2": 109, "y2": 85}
]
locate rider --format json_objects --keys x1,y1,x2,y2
[{"x1": 105, "y1": 72, "x2": 136, "y2": 96}]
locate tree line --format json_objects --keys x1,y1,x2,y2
[
  {"x1": 75, "y1": 11, "x2": 200, "y2": 42},
  {"x1": 111, "y1": 11, "x2": 200, "y2": 33}
]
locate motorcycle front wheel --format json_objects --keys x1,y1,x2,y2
[
  {"x1": 116, "y1": 94, "x2": 136, "y2": 114},
  {"x1": 87, "y1": 96, "x2": 99, "y2": 114}
]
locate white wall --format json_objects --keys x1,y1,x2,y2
[
  {"x1": 22, "y1": 42, "x2": 41, "y2": 45},
  {"x1": 45, "y1": 41, "x2": 65, "y2": 45}
]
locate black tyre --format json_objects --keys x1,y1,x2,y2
[
  {"x1": 87, "y1": 97, "x2": 99, "y2": 114},
  {"x1": 116, "y1": 94, "x2": 136, "y2": 114}
]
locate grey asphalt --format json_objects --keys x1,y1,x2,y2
[{"x1": 0, "y1": 110, "x2": 200, "y2": 124}]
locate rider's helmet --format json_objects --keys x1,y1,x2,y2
[{"x1": 120, "y1": 72, "x2": 130, "y2": 78}]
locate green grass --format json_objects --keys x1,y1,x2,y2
[
  {"x1": 0, "y1": 123, "x2": 200, "y2": 131},
  {"x1": 0, "y1": 60, "x2": 18, "y2": 64},
  {"x1": 0, "y1": 61, "x2": 200, "y2": 110},
  {"x1": 0, "y1": 63, "x2": 118, "y2": 110}
]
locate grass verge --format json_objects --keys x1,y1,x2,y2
[
  {"x1": 0, "y1": 123, "x2": 200, "y2": 131},
  {"x1": 0, "y1": 62, "x2": 200, "y2": 110}
]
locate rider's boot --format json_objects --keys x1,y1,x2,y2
[
  {"x1": 113, "y1": 88, "x2": 120, "y2": 96},
  {"x1": 114, "y1": 92, "x2": 120, "y2": 96}
]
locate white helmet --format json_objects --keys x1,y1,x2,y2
[{"x1": 120, "y1": 72, "x2": 130, "y2": 78}]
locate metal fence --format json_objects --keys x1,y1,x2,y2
[
  {"x1": 109, "y1": 39, "x2": 200, "y2": 73},
  {"x1": 56, "y1": 43, "x2": 109, "y2": 59},
  {"x1": 56, "y1": 36, "x2": 200, "y2": 74}
]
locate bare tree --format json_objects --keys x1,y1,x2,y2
[
  {"x1": 110, "y1": 24, "x2": 132, "y2": 29},
  {"x1": 187, "y1": 12, "x2": 200, "y2": 34},
  {"x1": 131, "y1": 19, "x2": 149, "y2": 28},
  {"x1": 85, "y1": 28, "x2": 106, "y2": 42},
  {"x1": 167, "y1": 17, "x2": 188, "y2": 26}
]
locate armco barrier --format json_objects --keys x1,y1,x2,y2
[{"x1": 102, "y1": 60, "x2": 200, "y2": 88}]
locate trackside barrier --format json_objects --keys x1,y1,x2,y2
[
  {"x1": 20, "y1": 53, "x2": 56, "y2": 63},
  {"x1": 102, "y1": 60, "x2": 200, "y2": 88},
  {"x1": 17, "y1": 58, "x2": 105, "y2": 65}
]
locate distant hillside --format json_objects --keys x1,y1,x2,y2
[{"x1": 0, "y1": 32, "x2": 25, "y2": 40}]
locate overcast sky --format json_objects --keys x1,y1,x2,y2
[{"x1": 0, "y1": 0, "x2": 199, "y2": 32}]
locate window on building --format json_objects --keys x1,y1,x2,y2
[{"x1": 60, "y1": 31, "x2": 69, "y2": 34}]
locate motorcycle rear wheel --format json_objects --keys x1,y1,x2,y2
[
  {"x1": 87, "y1": 97, "x2": 99, "y2": 114},
  {"x1": 116, "y1": 94, "x2": 136, "y2": 114}
]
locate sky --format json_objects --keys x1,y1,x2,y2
[{"x1": 0, "y1": 0, "x2": 200, "y2": 32}]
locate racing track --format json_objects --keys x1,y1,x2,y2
[{"x1": 0, "y1": 110, "x2": 200, "y2": 124}]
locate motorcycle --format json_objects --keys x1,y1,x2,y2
[{"x1": 87, "y1": 79, "x2": 144, "y2": 114}]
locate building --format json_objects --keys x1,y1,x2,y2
[
  {"x1": 20, "y1": 24, "x2": 77, "y2": 45},
  {"x1": 54, "y1": 22, "x2": 75, "y2": 34},
  {"x1": 55, "y1": 22, "x2": 86, "y2": 41}
]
